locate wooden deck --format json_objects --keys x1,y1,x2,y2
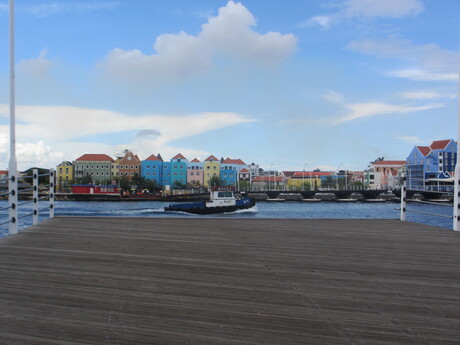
[{"x1": 0, "y1": 217, "x2": 459, "y2": 344}]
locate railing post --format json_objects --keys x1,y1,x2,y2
[
  {"x1": 400, "y1": 175, "x2": 406, "y2": 222},
  {"x1": 33, "y1": 168, "x2": 38, "y2": 225},
  {"x1": 453, "y1": 163, "x2": 460, "y2": 231},
  {"x1": 8, "y1": 170, "x2": 18, "y2": 234},
  {"x1": 49, "y1": 169, "x2": 55, "y2": 218}
]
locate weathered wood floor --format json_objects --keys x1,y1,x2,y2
[{"x1": 0, "y1": 217, "x2": 459, "y2": 345}]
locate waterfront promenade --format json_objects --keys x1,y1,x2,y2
[{"x1": 0, "y1": 217, "x2": 459, "y2": 344}]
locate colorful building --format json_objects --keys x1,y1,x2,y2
[
  {"x1": 118, "y1": 150, "x2": 141, "y2": 181},
  {"x1": 406, "y1": 139, "x2": 457, "y2": 191},
  {"x1": 74, "y1": 154, "x2": 114, "y2": 184},
  {"x1": 187, "y1": 158, "x2": 203, "y2": 187},
  {"x1": 286, "y1": 172, "x2": 321, "y2": 190},
  {"x1": 203, "y1": 155, "x2": 220, "y2": 187},
  {"x1": 170, "y1": 153, "x2": 188, "y2": 187},
  {"x1": 141, "y1": 154, "x2": 163, "y2": 186},
  {"x1": 251, "y1": 175, "x2": 286, "y2": 190},
  {"x1": 162, "y1": 162, "x2": 172, "y2": 187},
  {"x1": 56, "y1": 161, "x2": 73, "y2": 192},
  {"x1": 220, "y1": 158, "x2": 247, "y2": 187},
  {"x1": 367, "y1": 160, "x2": 405, "y2": 189}
]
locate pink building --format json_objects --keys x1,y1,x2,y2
[{"x1": 187, "y1": 158, "x2": 204, "y2": 187}]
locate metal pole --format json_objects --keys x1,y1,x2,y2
[
  {"x1": 400, "y1": 174, "x2": 407, "y2": 221},
  {"x1": 49, "y1": 169, "x2": 55, "y2": 218},
  {"x1": 454, "y1": 71, "x2": 460, "y2": 230},
  {"x1": 33, "y1": 169, "x2": 38, "y2": 225},
  {"x1": 8, "y1": 0, "x2": 18, "y2": 235}
]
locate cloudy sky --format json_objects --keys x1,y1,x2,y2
[{"x1": 0, "y1": 0, "x2": 458, "y2": 171}]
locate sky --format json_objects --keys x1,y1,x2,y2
[{"x1": 0, "y1": 0, "x2": 458, "y2": 172}]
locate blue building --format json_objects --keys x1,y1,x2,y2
[
  {"x1": 141, "y1": 154, "x2": 163, "y2": 186},
  {"x1": 220, "y1": 158, "x2": 247, "y2": 187},
  {"x1": 162, "y1": 162, "x2": 172, "y2": 187},
  {"x1": 406, "y1": 139, "x2": 457, "y2": 191},
  {"x1": 170, "y1": 153, "x2": 188, "y2": 187}
]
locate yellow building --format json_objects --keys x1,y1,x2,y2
[
  {"x1": 111, "y1": 157, "x2": 121, "y2": 180},
  {"x1": 56, "y1": 161, "x2": 73, "y2": 192},
  {"x1": 203, "y1": 155, "x2": 220, "y2": 187},
  {"x1": 286, "y1": 172, "x2": 322, "y2": 191}
]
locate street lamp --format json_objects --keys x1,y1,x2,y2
[
  {"x1": 269, "y1": 163, "x2": 273, "y2": 191},
  {"x1": 303, "y1": 163, "x2": 307, "y2": 191}
]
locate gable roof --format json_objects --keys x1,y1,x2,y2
[
  {"x1": 221, "y1": 158, "x2": 246, "y2": 165},
  {"x1": 239, "y1": 168, "x2": 250, "y2": 173},
  {"x1": 430, "y1": 139, "x2": 452, "y2": 150},
  {"x1": 75, "y1": 154, "x2": 114, "y2": 162},
  {"x1": 172, "y1": 153, "x2": 187, "y2": 160},
  {"x1": 145, "y1": 154, "x2": 161, "y2": 161},
  {"x1": 205, "y1": 155, "x2": 219, "y2": 162},
  {"x1": 416, "y1": 146, "x2": 431, "y2": 157},
  {"x1": 191, "y1": 158, "x2": 201, "y2": 163}
]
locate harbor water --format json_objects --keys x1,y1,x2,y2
[{"x1": 0, "y1": 200, "x2": 453, "y2": 238}]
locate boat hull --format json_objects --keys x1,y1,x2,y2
[{"x1": 165, "y1": 197, "x2": 256, "y2": 215}]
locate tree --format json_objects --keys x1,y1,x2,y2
[
  {"x1": 23, "y1": 167, "x2": 50, "y2": 185},
  {"x1": 119, "y1": 176, "x2": 130, "y2": 192},
  {"x1": 322, "y1": 176, "x2": 335, "y2": 189},
  {"x1": 209, "y1": 175, "x2": 224, "y2": 187},
  {"x1": 173, "y1": 180, "x2": 185, "y2": 190},
  {"x1": 313, "y1": 168, "x2": 321, "y2": 172},
  {"x1": 78, "y1": 173, "x2": 93, "y2": 185},
  {"x1": 144, "y1": 179, "x2": 158, "y2": 193}
]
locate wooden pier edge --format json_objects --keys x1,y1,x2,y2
[{"x1": 0, "y1": 217, "x2": 459, "y2": 344}]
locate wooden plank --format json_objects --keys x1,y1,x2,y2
[{"x1": 0, "y1": 218, "x2": 459, "y2": 344}]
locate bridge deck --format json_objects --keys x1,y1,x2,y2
[{"x1": 0, "y1": 217, "x2": 459, "y2": 344}]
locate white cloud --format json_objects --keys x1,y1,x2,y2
[
  {"x1": 100, "y1": 1, "x2": 297, "y2": 83},
  {"x1": 332, "y1": 102, "x2": 444, "y2": 125},
  {"x1": 0, "y1": 133, "x2": 64, "y2": 170},
  {"x1": 305, "y1": 0, "x2": 424, "y2": 28},
  {"x1": 17, "y1": 49, "x2": 52, "y2": 77},
  {"x1": 386, "y1": 69, "x2": 458, "y2": 82},
  {"x1": 4, "y1": 2, "x2": 120, "y2": 17},
  {"x1": 348, "y1": 37, "x2": 459, "y2": 82},
  {"x1": 398, "y1": 90, "x2": 457, "y2": 100},
  {"x1": 396, "y1": 135, "x2": 424, "y2": 144},
  {"x1": 323, "y1": 89, "x2": 345, "y2": 103},
  {"x1": 0, "y1": 104, "x2": 255, "y2": 169}
]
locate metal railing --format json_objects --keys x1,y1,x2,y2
[
  {"x1": 400, "y1": 176, "x2": 454, "y2": 227},
  {"x1": 1, "y1": 169, "x2": 55, "y2": 235}
]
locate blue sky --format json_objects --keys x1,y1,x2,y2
[{"x1": 0, "y1": 0, "x2": 458, "y2": 171}]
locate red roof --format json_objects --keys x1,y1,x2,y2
[
  {"x1": 172, "y1": 153, "x2": 187, "y2": 160},
  {"x1": 191, "y1": 158, "x2": 201, "y2": 163},
  {"x1": 145, "y1": 154, "x2": 161, "y2": 161},
  {"x1": 430, "y1": 139, "x2": 452, "y2": 150},
  {"x1": 221, "y1": 158, "x2": 246, "y2": 165},
  {"x1": 205, "y1": 155, "x2": 218, "y2": 162},
  {"x1": 417, "y1": 146, "x2": 431, "y2": 157},
  {"x1": 373, "y1": 160, "x2": 406, "y2": 166},
  {"x1": 75, "y1": 154, "x2": 114, "y2": 162},
  {"x1": 282, "y1": 171, "x2": 297, "y2": 177},
  {"x1": 253, "y1": 176, "x2": 284, "y2": 182},
  {"x1": 239, "y1": 168, "x2": 250, "y2": 173},
  {"x1": 293, "y1": 171, "x2": 334, "y2": 177}
]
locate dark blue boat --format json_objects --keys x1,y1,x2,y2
[{"x1": 165, "y1": 191, "x2": 256, "y2": 215}]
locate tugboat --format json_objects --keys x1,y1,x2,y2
[{"x1": 164, "y1": 189, "x2": 255, "y2": 215}]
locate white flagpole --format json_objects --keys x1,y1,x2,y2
[{"x1": 8, "y1": 0, "x2": 18, "y2": 234}]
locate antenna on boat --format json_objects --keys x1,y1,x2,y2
[{"x1": 8, "y1": 0, "x2": 18, "y2": 234}]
